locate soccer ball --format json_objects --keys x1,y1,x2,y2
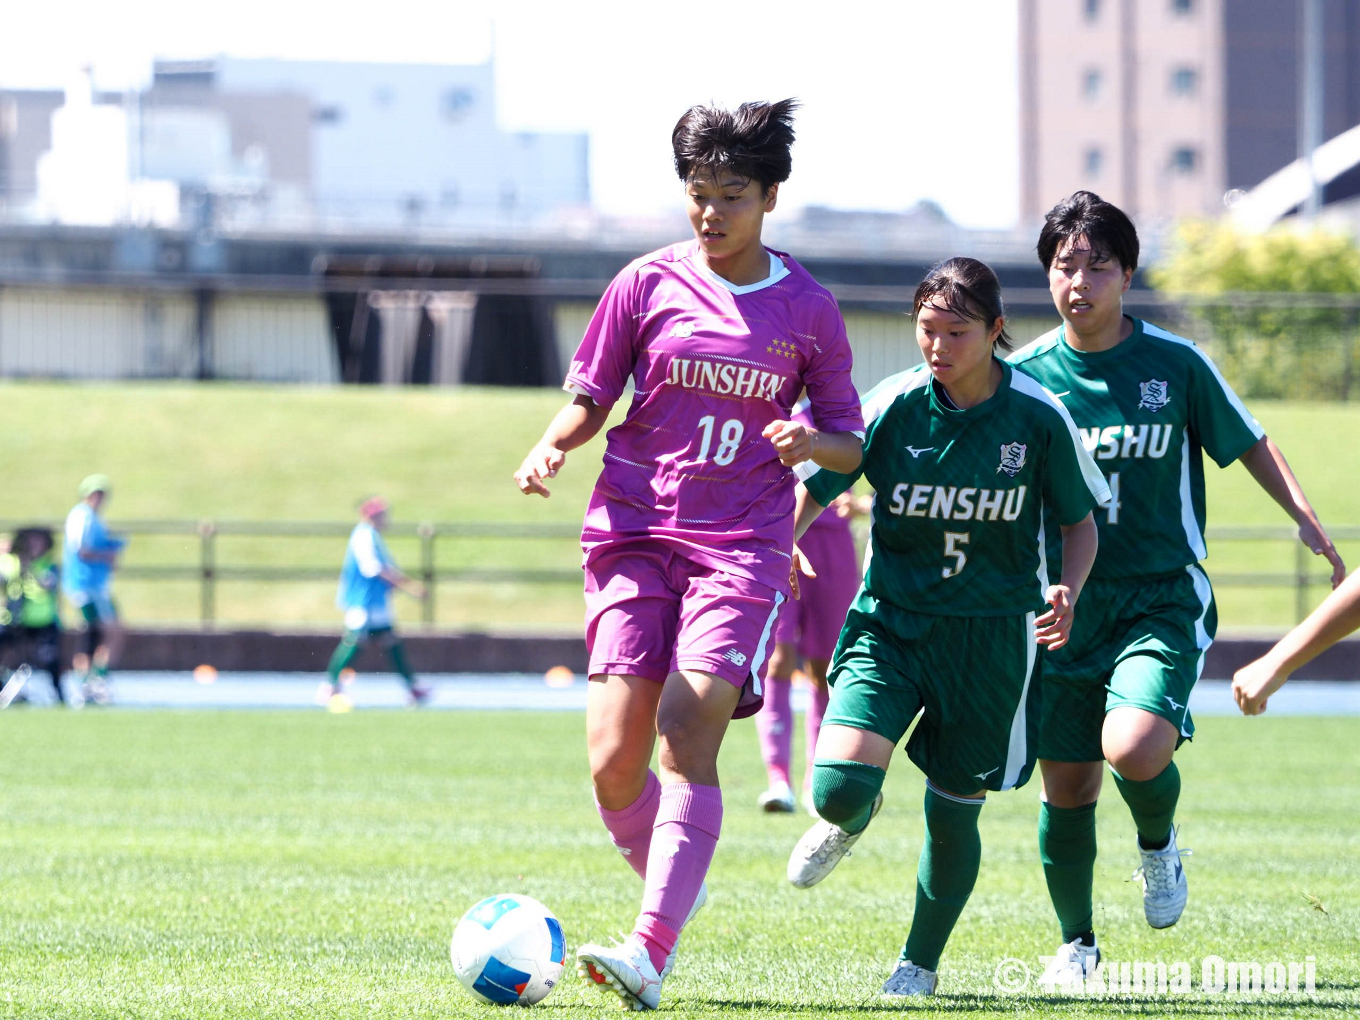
[{"x1": 450, "y1": 894, "x2": 566, "y2": 1006}]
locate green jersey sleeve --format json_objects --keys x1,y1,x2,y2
[
  {"x1": 1010, "y1": 370, "x2": 1111, "y2": 525},
  {"x1": 1181, "y1": 338, "x2": 1264, "y2": 467},
  {"x1": 796, "y1": 366, "x2": 928, "y2": 508}
]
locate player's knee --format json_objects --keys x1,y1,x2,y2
[
  {"x1": 1106, "y1": 745, "x2": 1170, "y2": 782},
  {"x1": 811, "y1": 759, "x2": 884, "y2": 827}
]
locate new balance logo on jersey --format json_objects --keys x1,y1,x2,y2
[
  {"x1": 997, "y1": 442, "x2": 1028, "y2": 477},
  {"x1": 667, "y1": 357, "x2": 787, "y2": 401},
  {"x1": 1079, "y1": 423, "x2": 1174, "y2": 461},
  {"x1": 1138, "y1": 379, "x2": 1170, "y2": 412},
  {"x1": 722, "y1": 649, "x2": 748, "y2": 667},
  {"x1": 888, "y1": 483, "x2": 1027, "y2": 522},
  {"x1": 670, "y1": 321, "x2": 695, "y2": 338},
  {"x1": 1164, "y1": 695, "x2": 1185, "y2": 712},
  {"x1": 974, "y1": 766, "x2": 999, "y2": 781},
  {"x1": 905, "y1": 446, "x2": 936, "y2": 458}
]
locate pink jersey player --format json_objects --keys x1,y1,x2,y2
[
  {"x1": 514, "y1": 99, "x2": 864, "y2": 1011},
  {"x1": 754, "y1": 404, "x2": 863, "y2": 816}
]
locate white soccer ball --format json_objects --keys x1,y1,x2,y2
[{"x1": 450, "y1": 893, "x2": 566, "y2": 1006}]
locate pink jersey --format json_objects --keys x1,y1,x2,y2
[{"x1": 566, "y1": 241, "x2": 863, "y2": 594}]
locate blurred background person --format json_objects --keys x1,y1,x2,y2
[
  {"x1": 11, "y1": 528, "x2": 64, "y2": 704},
  {"x1": 326, "y1": 496, "x2": 430, "y2": 707},
  {"x1": 62, "y1": 475, "x2": 125, "y2": 705}
]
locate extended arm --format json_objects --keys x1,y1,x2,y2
[
  {"x1": 762, "y1": 421, "x2": 863, "y2": 474},
  {"x1": 1232, "y1": 570, "x2": 1360, "y2": 715},
  {"x1": 1239, "y1": 436, "x2": 1345, "y2": 587},
  {"x1": 514, "y1": 396, "x2": 613, "y2": 498}
]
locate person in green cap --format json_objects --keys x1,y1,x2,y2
[{"x1": 63, "y1": 474, "x2": 126, "y2": 705}]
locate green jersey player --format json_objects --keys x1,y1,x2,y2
[
  {"x1": 784, "y1": 258, "x2": 1108, "y2": 999},
  {"x1": 1008, "y1": 191, "x2": 1346, "y2": 987}
]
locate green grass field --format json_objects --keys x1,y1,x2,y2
[
  {"x1": 2, "y1": 381, "x2": 1357, "y2": 633},
  {"x1": 0, "y1": 708, "x2": 1354, "y2": 1018}
]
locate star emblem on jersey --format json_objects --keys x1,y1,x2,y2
[
  {"x1": 670, "y1": 321, "x2": 695, "y2": 338},
  {"x1": 997, "y1": 442, "x2": 1028, "y2": 476},
  {"x1": 767, "y1": 338, "x2": 799, "y2": 360},
  {"x1": 1138, "y1": 379, "x2": 1170, "y2": 412}
]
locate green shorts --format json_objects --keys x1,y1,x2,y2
[
  {"x1": 1038, "y1": 565, "x2": 1216, "y2": 763},
  {"x1": 823, "y1": 591, "x2": 1044, "y2": 795}
]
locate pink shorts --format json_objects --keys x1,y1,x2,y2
[
  {"x1": 584, "y1": 540, "x2": 784, "y2": 718},
  {"x1": 774, "y1": 523, "x2": 860, "y2": 662}
]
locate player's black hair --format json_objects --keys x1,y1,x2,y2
[
  {"x1": 672, "y1": 99, "x2": 798, "y2": 194},
  {"x1": 1037, "y1": 190, "x2": 1140, "y2": 272},
  {"x1": 912, "y1": 257, "x2": 1013, "y2": 352}
]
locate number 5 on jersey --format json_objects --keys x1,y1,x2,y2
[{"x1": 942, "y1": 531, "x2": 969, "y2": 579}]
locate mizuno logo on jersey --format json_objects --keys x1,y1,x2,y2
[
  {"x1": 1164, "y1": 695, "x2": 1185, "y2": 712},
  {"x1": 887, "y1": 483, "x2": 1027, "y2": 522},
  {"x1": 1138, "y1": 379, "x2": 1170, "y2": 412},
  {"x1": 1079, "y1": 423, "x2": 1175, "y2": 461},
  {"x1": 974, "y1": 766, "x2": 999, "y2": 781},
  {"x1": 905, "y1": 446, "x2": 936, "y2": 458},
  {"x1": 997, "y1": 442, "x2": 1027, "y2": 476},
  {"x1": 667, "y1": 357, "x2": 787, "y2": 401}
]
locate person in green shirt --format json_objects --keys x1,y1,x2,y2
[
  {"x1": 14, "y1": 528, "x2": 64, "y2": 704},
  {"x1": 784, "y1": 257, "x2": 1107, "y2": 998},
  {"x1": 1008, "y1": 191, "x2": 1346, "y2": 987}
]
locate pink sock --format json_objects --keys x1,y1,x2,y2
[
  {"x1": 755, "y1": 678, "x2": 793, "y2": 786},
  {"x1": 634, "y1": 783, "x2": 723, "y2": 974},
  {"x1": 803, "y1": 683, "x2": 829, "y2": 793},
  {"x1": 596, "y1": 770, "x2": 660, "y2": 880}
]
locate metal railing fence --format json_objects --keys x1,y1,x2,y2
[{"x1": 6, "y1": 519, "x2": 1356, "y2": 629}]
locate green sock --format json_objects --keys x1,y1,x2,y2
[
  {"x1": 387, "y1": 640, "x2": 416, "y2": 688},
  {"x1": 1113, "y1": 761, "x2": 1180, "y2": 848},
  {"x1": 901, "y1": 786, "x2": 983, "y2": 971},
  {"x1": 1039, "y1": 801, "x2": 1097, "y2": 941},
  {"x1": 327, "y1": 634, "x2": 362, "y2": 683},
  {"x1": 810, "y1": 758, "x2": 885, "y2": 833}
]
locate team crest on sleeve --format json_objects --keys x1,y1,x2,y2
[
  {"x1": 997, "y1": 442, "x2": 1028, "y2": 476},
  {"x1": 1138, "y1": 380, "x2": 1170, "y2": 412}
]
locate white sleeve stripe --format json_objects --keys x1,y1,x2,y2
[
  {"x1": 1141, "y1": 322, "x2": 1264, "y2": 439},
  {"x1": 1005, "y1": 326, "x2": 1064, "y2": 364},
  {"x1": 797, "y1": 367, "x2": 927, "y2": 483},
  {"x1": 1010, "y1": 372, "x2": 1112, "y2": 504}
]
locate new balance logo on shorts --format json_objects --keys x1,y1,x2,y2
[{"x1": 722, "y1": 649, "x2": 748, "y2": 666}]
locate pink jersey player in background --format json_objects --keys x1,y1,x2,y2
[
  {"x1": 514, "y1": 99, "x2": 864, "y2": 1011},
  {"x1": 755, "y1": 402, "x2": 864, "y2": 815}
]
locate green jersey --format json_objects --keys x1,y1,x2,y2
[
  {"x1": 799, "y1": 361, "x2": 1109, "y2": 617},
  {"x1": 1008, "y1": 318, "x2": 1263, "y2": 581}
]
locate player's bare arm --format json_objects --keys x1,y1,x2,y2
[
  {"x1": 787, "y1": 484, "x2": 830, "y2": 600},
  {"x1": 762, "y1": 420, "x2": 863, "y2": 473},
  {"x1": 1233, "y1": 569, "x2": 1360, "y2": 715},
  {"x1": 1035, "y1": 511, "x2": 1098, "y2": 650},
  {"x1": 515, "y1": 395, "x2": 612, "y2": 497},
  {"x1": 1238, "y1": 436, "x2": 1346, "y2": 587},
  {"x1": 380, "y1": 564, "x2": 426, "y2": 600}
]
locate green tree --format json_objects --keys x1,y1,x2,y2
[{"x1": 1151, "y1": 222, "x2": 1360, "y2": 400}]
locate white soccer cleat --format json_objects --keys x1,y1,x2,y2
[
  {"x1": 660, "y1": 881, "x2": 707, "y2": 981},
  {"x1": 757, "y1": 781, "x2": 796, "y2": 813},
  {"x1": 786, "y1": 791, "x2": 883, "y2": 888},
  {"x1": 880, "y1": 959, "x2": 937, "y2": 997},
  {"x1": 1038, "y1": 938, "x2": 1101, "y2": 989},
  {"x1": 576, "y1": 935, "x2": 662, "y2": 1011},
  {"x1": 1133, "y1": 827, "x2": 1191, "y2": 929}
]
